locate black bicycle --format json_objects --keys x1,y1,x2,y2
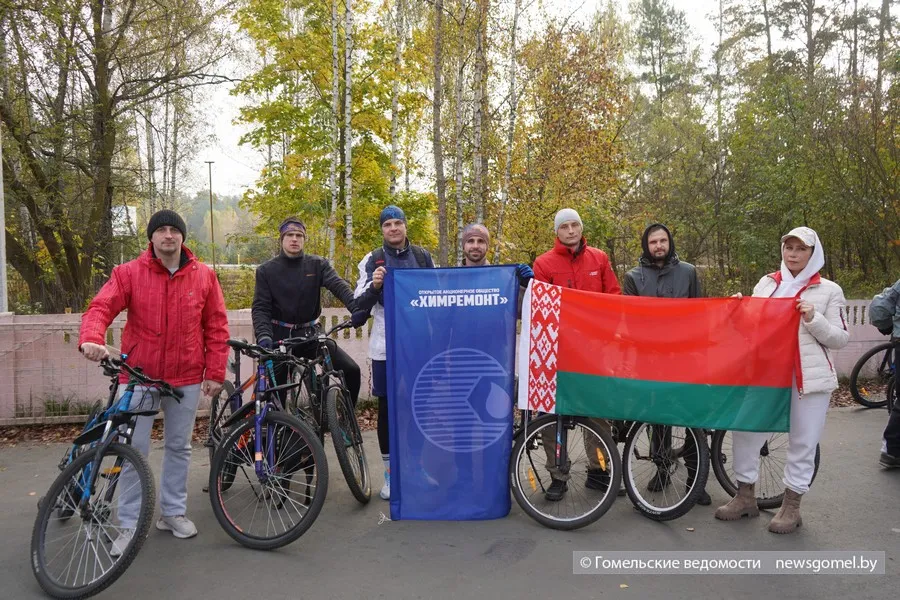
[
  {"x1": 31, "y1": 357, "x2": 181, "y2": 599},
  {"x1": 208, "y1": 320, "x2": 369, "y2": 504},
  {"x1": 509, "y1": 411, "x2": 621, "y2": 530},
  {"x1": 278, "y1": 321, "x2": 371, "y2": 504},
  {"x1": 850, "y1": 340, "x2": 897, "y2": 409},
  {"x1": 611, "y1": 420, "x2": 709, "y2": 521},
  {"x1": 207, "y1": 339, "x2": 329, "y2": 550}
]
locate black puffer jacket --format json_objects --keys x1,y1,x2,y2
[
  {"x1": 622, "y1": 223, "x2": 701, "y2": 298},
  {"x1": 252, "y1": 251, "x2": 356, "y2": 343}
]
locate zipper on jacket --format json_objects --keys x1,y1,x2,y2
[
  {"x1": 768, "y1": 277, "x2": 807, "y2": 394},
  {"x1": 817, "y1": 341, "x2": 835, "y2": 373}
]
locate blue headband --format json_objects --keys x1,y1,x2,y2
[{"x1": 380, "y1": 205, "x2": 406, "y2": 226}]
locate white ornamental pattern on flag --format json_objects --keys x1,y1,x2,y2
[{"x1": 528, "y1": 281, "x2": 561, "y2": 413}]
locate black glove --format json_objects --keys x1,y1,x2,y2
[
  {"x1": 351, "y1": 310, "x2": 370, "y2": 328},
  {"x1": 515, "y1": 263, "x2": 534, "y2": 286},
  {"x1": 258, "y1": 338, "x2": 273, "y2": 350}
]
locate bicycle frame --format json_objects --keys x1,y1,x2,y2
[{"x1": 60, "y1": 357, "x2": 179, "y2": 513}]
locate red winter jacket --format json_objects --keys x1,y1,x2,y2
[
  {"x1": 78, "y1": 245, "x2": 230, "y2": 386},
  {"x1": 533, "y1": 237, "x2": 622, "y2": 294}
]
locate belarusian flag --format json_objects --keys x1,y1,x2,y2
[{"x1": 516, "y1": 280, "x2": 800, "y2": 432}]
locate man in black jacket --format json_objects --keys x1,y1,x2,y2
[
  {"x1": 623, "y1": 223, "x2": 701, "y2": 297},
  {"x1": 623, "y1": 223, "x2": 711, "y2": 506},
  {"x1": 252, "y1": 216, "x2": 366, "y2": 407}
]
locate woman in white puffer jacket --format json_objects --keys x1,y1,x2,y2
[{"x1": 715, "y1": 226, "x2": 849, "y2": 534}]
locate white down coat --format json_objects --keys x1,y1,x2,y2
[{"x1": 753, "y1": 273, "x2": 850, "y2": 395}]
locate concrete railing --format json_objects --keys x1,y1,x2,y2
[{"x1": 0, "y1": 300, "x2": 890, "y2": 424}]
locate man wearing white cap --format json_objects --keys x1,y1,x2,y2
[{"x1": 532, "y1": 208, "x2": 622, "y2": 501}]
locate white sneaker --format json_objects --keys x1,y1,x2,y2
[
  {"x1": 156, "y1": 515, "x2": 198, "y2": 539},
  {"x1": 380, "y1": 471, "x2": 390, "y2": 500},
  {"x1": 109, "y1": 528, "x2": 134, "y2": 558}
]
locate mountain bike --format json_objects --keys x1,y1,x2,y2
[
  {"x1": 277, "y1": 320, "x2": 370, "y2": 504},
  {"x1": 207, "y1": 340, "x2": 328, "y2": 550},
  {"x1": 208, "y1": 320, "x2": 369, "y2": 504},
  {"x1": 849, "y1": 340, "x2": 897, "y2": 409},
  {"x1": 31, "y1": 356, "x2": 181, "y2": 599},
  {"x1": 509, "y1": 411, "x2": 621, "y2": 530},
  {"x1": 609, "y1": 420, "x2": 709, "y2": 521}
]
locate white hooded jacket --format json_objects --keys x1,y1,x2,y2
[{"x1": 752, "y1": 229, "x2": 849, "y2": 395}]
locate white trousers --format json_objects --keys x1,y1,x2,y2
[{"x1": 732, "y1": 385, "x2": 830, "y2": 495}]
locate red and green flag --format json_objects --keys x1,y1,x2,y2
[{"x1": 516, "y1": 280, "x2": 800, "y2": 432}]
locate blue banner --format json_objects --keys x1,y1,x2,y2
[{"x1": 385, "y1": 265, "x2": 518, "y2": 520}]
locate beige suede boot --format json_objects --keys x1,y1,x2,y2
[
  {"x1": 768, "y1": 488, "x2": 803, "y2": 533},
  {"x1": 714, "y1": 481, "x2": 760, "y2": 521}
]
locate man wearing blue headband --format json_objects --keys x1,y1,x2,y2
[{"x1": 252, "y1": 216, "x2": 368, "y2": 409}]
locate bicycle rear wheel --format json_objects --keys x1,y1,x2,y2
[
  {"x1": 509, "y1": 414, "x2": 620, "y2": 530},
  {"x1": 623, "y1": 423, "x2": 709, "y2": 521},
  {"x1": 31, "y1": 443, "x2": 155, "y2": 599},
  {"x1": 710, "y1": 430, "x2": 820, "y2": 509},
  {"x1": 326, "y1": 386, "x2": 371, "y2": 504},
  {"x1": 208, "y1": 381, "x2": 238, "y2": 490},
  {"x1": 849, "y1": 343, "x2": 895, "y2": 408},
  {"x1": 209, "y1": 411, "x2": 328, "y2": 550}
]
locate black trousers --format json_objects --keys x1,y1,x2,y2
[{"x1": 883, "y1": 383, "x2": 900, "y2": 456}]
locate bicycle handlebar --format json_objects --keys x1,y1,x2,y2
[
  {"x1": 276, "y1": 320, "x2": 354, "y2": 348},
  {"x1": 225, "y1": 319, "x2": 354, "y2": 363},
  {"x1": 102, "y1": 357, "x2": 184, "y2": 400}
]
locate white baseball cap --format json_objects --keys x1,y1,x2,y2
[{"x1": 781, "y1": 226, "x2": 817, "y2": 246}]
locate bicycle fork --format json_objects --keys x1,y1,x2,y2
[
  {"x1": 252, "y1": 362, "x2": 276, "y2": 482},
  {"x1": 555, "y1": 415, "x2": 570, "y2": 478}
]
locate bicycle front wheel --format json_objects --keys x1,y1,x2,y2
[
  {"x1": 31, "y1": 442, "x2": 155, "y2": 599},
  {"x1": 509, "y1": 414, "x2": 620, "y2": 531},
  {"x1": 710, "y1": 430, "x2": 820, "y2": 509},
  {"x1": 623, "y1": 424, "x2": 709, "y2": 521},
  {"x1": 209, "y1": 411, "x2": 328, "y2": 550},
  {"x1": 849, "y1": 342, "x2": 895, "y2": 408},
  {"x1": 326, "y1": 387, "x2": 371, "y2": 504}
]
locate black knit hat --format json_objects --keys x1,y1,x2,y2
[{"x1": 147, "y1": 209, "x2": 187, "y2": 240}]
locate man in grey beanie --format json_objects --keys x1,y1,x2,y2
[{"x1": 533, "y1": 207, "x2": 622, "y2": 501}]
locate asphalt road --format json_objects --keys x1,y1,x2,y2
[{"x1": 1, "y1": 407, "x2": 897, "y2": 599}]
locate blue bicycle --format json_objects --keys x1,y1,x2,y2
[{"x1": 31, "y1": 356, "x2": 181, "y2": 599}]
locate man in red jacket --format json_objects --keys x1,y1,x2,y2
[
  {"x1": 533, "y1": 208, "x2": 622, "y2": 501},
  {"x1": 79, "y1": 209, "x2": 229, "y2": 554}
]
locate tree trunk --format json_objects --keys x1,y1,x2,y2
[
  {"x1": 873, "y1": 0, "x2": 889, "y2": 145},
  {"x1": 454, "y1": 26, "x2": 465, "y2": 266},
  {"x1": 169, "y1": 99, "x2": 180, "y2": 210},
  {"x1": 328, "y1": 0, "x2": 340, "y2": 264},
  {"x1": 433, "y1": 0, "x2": 448, "y2": 266},
  {"x1": 343, "y1": 0, "x2": 354, "y2": 277},
  {"x1": 495, "y1": 0, "x2": 519, "y2": 264},
  {"x1": 389, "y1": 0, "x2": 404, "y2": 197},
  {"x1": 714, "y1": 0, "x2": 725, "y2": 276},
  {"x1": 472, "y1": 0, "x2": 487, "y2": 223},
  {"x1": 144, "y1": 108, "x2": 157, "y2": 213},
  {"x1": 761, "y1": 0, "x2": 773, "y2": 62}
]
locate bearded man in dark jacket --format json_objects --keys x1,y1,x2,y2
[
  {"x1": 623, "y1": 223, "x2": 701, "y2": 297},
  {"x1": 623, "y1": 223, "x2": 711, "y2": 506}
]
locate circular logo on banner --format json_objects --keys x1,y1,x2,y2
[{"x1": 411, "y1": 348, "x2": 512, "y2": 453}]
